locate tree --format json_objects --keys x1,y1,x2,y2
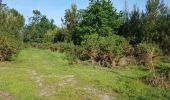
[
  {"x1": 29, "y1": 10, "x2": 42, "y2": 25},
  {"x1": 143, "y1": 0, "x2": 160, "y2": 43},
  {"x1": 156, "y1": 1, "x2": 170, "y2": 54},
  {"x1": 120, "y1": 0, "x2": 170, "y2": 49},
  {"x1": 61, "y1": 3, "x2": 78, "y2": 42},
  {"x1": 74, "y1": 0, "x2": 122, "y2": 44},
  {"x1": 144, "y1": 0, "x2": 170, "y2": 48},
  {"x1": 119, "y1": 5, "x2": 144, "y2": 45},
  {"x1": 0, "y1": 4, "x2": 24, "y2": 40},
  {"x1": 24, "y1": 10, "x2": 56, "y2": 43}
]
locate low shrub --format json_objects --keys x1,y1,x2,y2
[
  {"x1": 81, "y1": 34, "x2": 132, "y2": 67},
  {"x1": 0, "y1": 32, "x2": 21, "y2": 61},
  {"x1": 54, "y1": 28, "x2": 70, "y2": 42},
  {"x1": 136, "y1": 42, "x2": 162, "y2": 67},
  {"x1": 43, "y1": 29, "x2": 57, "y2": 43}
]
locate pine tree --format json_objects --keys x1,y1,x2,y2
[{"x1": 62, "y1": 3, "x2": 78, "y2": 42}]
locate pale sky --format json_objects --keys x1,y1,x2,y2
[{"x1": 3, "y1": 0, "x2": 170, "y2": 26}]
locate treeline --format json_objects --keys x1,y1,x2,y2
[
  {"x1": 31, "y1": 0, "x2": 170, "y2": 68},
  {"x1": 48, "y1": 0, "x2": 170, "y2": 68},
  {"x1": 0, "y1": 0, "x2": 170, "y2": 66}
]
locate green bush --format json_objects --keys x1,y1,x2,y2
[
  {"x1": 136, "y1": 42, "x2": 162, "y2": 67},
  {"x1": 43, "y1": 29, "x2": 57, "y2": 43},
  {"x1": 54, "y1": 28, "x2": 70, "y2": 42},
  {"x1": 0, "y1": 32, "x2": 21, "y2": 61},
  {"x1": 81, "y1": 34, "x2": 128, "y2": 67},
  {"x1": 49, "y1": 42, "x2": 75, "y2": 53}
]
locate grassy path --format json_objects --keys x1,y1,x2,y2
[{"x1": 0, "y1": 48, "x2": 169, "y2": 100}]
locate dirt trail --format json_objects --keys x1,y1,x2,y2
[
  {"x1": 84, "y1": 86, "x2": 115, "y2": 100},
  {"x1": 30, "y1": 70, "x2": 77, "y2": 97},
  {"x1": 31, "y1": 70, "x2": 55, "y2": 96},
  {"x1": 0, "y1": 91, "x2": 12, "y2": 100}
]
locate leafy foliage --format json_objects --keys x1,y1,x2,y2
[
  {"x1": 73, "y1": 0, "x2": 122, "y2": 44},
  {"x1": 0, "y1": 3, "x2": 24, "y2": 61},
  {"x1": 0, "y1": 32, "x2": 21, "y2": 61},
  {"x1": 136, "y1": 42, "x2": 162, "y2": 67},
  {"x1": 61, "y1": 4, "x2": 79, "y2": 42},
  {"x1": 119, "y1": 6, "x2": 144, "y2": 44},
  {"x1": 81, "y1": 34, "x2": 128, "y2": 67},
  {"x1": 24, "y1": 10, "x2": 56, "y2": 43},
  {"x1": 0, "y1": 6, "x2": 24, "y2": 39},
  {"x1": 120, "y1": 0, "x2": 170, "y2": 51},
  {"x1": 54, "y1": 28, "x2": 69, "y2": 42},
  {"x1": 43, "y1": 29, "x2": 57, "y2": 43}
]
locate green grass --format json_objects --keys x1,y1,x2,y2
[{"x1": 0, "y1": 48, "x2": 169, "y2": 100}]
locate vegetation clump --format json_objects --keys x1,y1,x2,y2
[
  {"x1": 0, "y1": 2, "x2": 24, "y2": 60},
  {"x1": 0, "y1": 32, "x2": 21, "y2": 61},
  {"x1": 136, "y1": 42, "x2": 162, "y2": 67},
  {"x1": 81, "y1": 34, "x2": 128, "y2": 67}
]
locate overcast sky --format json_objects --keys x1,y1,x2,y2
[{"x1": 3, "y1": 0, "x2": 170, "y2": 26}]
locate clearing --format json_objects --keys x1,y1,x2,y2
[{"x1": 0, "y1": 48, "x2": 169, "y2": 100}]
